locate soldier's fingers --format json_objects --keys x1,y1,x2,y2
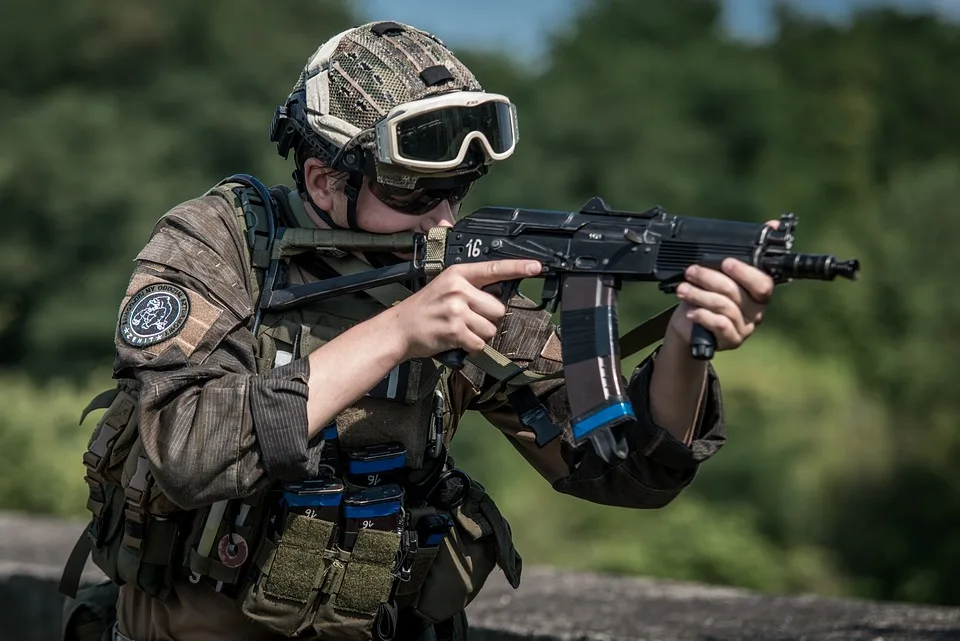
[
  {"x1": 720, "y1": 258, "x2": 775, "y2": 306},
  {"x1": 463, "y1": 312, "x2": 500, "y2": 345},
  {"x1": 676, "y1": 283, "x2": 748, "y2": 338},
  {"x1": 453, "y1": 320, "x2": 489, "y2": 354},
  {"x1": 463, "y1": 286, "x2": 507, "y2": 322},
  {"x1": 684, "y1": 265, "x2": 746, "y2": 309},
  {"x1": 455, "y1": 259, "x2": 543, "y2": 288},
  {"x1": 686, "y1": 308, "x2": 750, "y2": 349}
]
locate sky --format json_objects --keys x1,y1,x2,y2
[{"x1": 357, "y1": 0, "x2": 960, "y2": 63}]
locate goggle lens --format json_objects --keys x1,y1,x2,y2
[
  {"x1": 369, "y1": 179, "x2": 472, "y2": 216},
  {"x1": 394, "y1": 101, "x2": 515, "y2": 163}
]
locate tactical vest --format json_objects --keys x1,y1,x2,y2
[{"x1": 60, "y1": 176, "x2": 523, "y2": 641}]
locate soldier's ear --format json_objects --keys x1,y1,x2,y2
[{"x1": 303, "y1": 158, "x2": 337, "y2": 212}]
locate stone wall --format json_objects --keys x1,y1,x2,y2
[{"x1": 3, "y1": 511, "x2": 958, "y2": 641}]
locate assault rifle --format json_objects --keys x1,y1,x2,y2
[{"x1": 253, "y1": 190, "x2": 860, "y2": 463}]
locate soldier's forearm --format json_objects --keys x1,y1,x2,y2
[
  {"x1": 304, "y1": 307, "x2": 408, "y2": 439},
  {"x1": 647, "y1": 329, "x2": 709, "y2": 445}
]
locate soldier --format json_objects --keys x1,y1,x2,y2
[{"x1": 61, "y1": 20, "x2": 775, "y2": 641}]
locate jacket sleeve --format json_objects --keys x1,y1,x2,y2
[
  {"x1": 113, "y1": 192, "x2": 321, "y2": 510},
  {"x1": 464, "y1": 296, "x2": 726, "y2": 509}
]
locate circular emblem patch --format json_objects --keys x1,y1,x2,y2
[
  {"x1": 120, "y1": 283, "x2": 190, "y2": 347},
  {"x1": 218, "y1": 533, "x2": 249, "y2": 568}
]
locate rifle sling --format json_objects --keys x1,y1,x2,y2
[{"x1": 617, "y1": 304, "x2": 678, "y2": 359}]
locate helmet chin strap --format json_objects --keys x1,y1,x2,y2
[
  {"x1": 305, "y1": 199, "x2": 339, "y2": 229},
  {"x1": 293, "y1": 167, "x2": 363, "y2": 232},
  {"x1": 343, "y1": 171, "x2": 364, "y2": 231}
]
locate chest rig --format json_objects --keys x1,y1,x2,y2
[
  {"x1": 209, "y1": 175, "x2": 534, "y2": 639},
  {"x1": 225, "y1": 175, "x2": 469, "y2": 639}
]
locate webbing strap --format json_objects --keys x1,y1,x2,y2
[
  {"x1": 122, "y1": 455, "x2": 152, "y2": 552},
  {"x1": 619, "y1": 304, "x2": 678, "y2": 359},
  {"x1": 59, "y1": 530, "x2": 94, "y2": 599},
  {"x1": 187, "y1": 548, "x2": 244, "y2": 584}
]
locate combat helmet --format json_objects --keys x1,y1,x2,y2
[{"x1": 269, "y1": 20, "x2": 520, "y2": 230}]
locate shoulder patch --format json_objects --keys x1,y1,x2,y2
[{"x1": 119, "y1": 283, "x2": 190, "y2": 347}]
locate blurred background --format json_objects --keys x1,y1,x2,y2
[{"x1": 2, "y1": 0, "x2": 959, "y2": 608}]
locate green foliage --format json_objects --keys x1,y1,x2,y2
[
  {"x1": 0, "y1": 371, "x2": 113, "y2": 517},
  {"x1": 812, "y1": 160, "x2": 960, "y2": 605},
  {"x1": 3, "y1": 0, "x2": 960, "y2": 607},
  {"x1": 0, "y1": 0, "x2": 355, "y2": 380}
]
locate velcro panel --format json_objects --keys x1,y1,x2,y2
[
  {"x1": 264, "y1": 516, "x2": 335, "y2": 604},
  {"x1": 336, "y1": 529, "x2": 401, "y2": 615}
]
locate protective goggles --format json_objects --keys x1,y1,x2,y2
[
  {"x1": 373, "y1": 91, "x2": 519, "y2": 172},
  {"x1": 368, "y1": 178, "x2": 473, "y2": 216}
]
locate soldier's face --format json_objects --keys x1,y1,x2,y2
[
  {"x1": 349, "y1": 182, "x2": 458, "y2": 261},
  {"x1": 350, "y1": 182, "x2": 458, "y2": 234},
  {"x1": 303, "y1": 158, "x2": 458, "y2": 234}
]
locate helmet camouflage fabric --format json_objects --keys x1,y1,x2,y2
[{"x1": 278, "y1": 21, "x2": 487, "y2": 188}]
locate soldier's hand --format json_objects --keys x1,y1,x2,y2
[
  {"x1": 393, "y1": 259, "x2": 542, "y2": 360},
  {"x1": 668, "y1": 220, "x2": 779, "y2": 353}
]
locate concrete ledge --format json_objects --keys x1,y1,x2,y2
[
  {"x1": 468, "y1": 568, "x2": 960, "y2": 641},
  {"x1": 2, "y1": 511, "x2": 959, "y2": 641}
]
